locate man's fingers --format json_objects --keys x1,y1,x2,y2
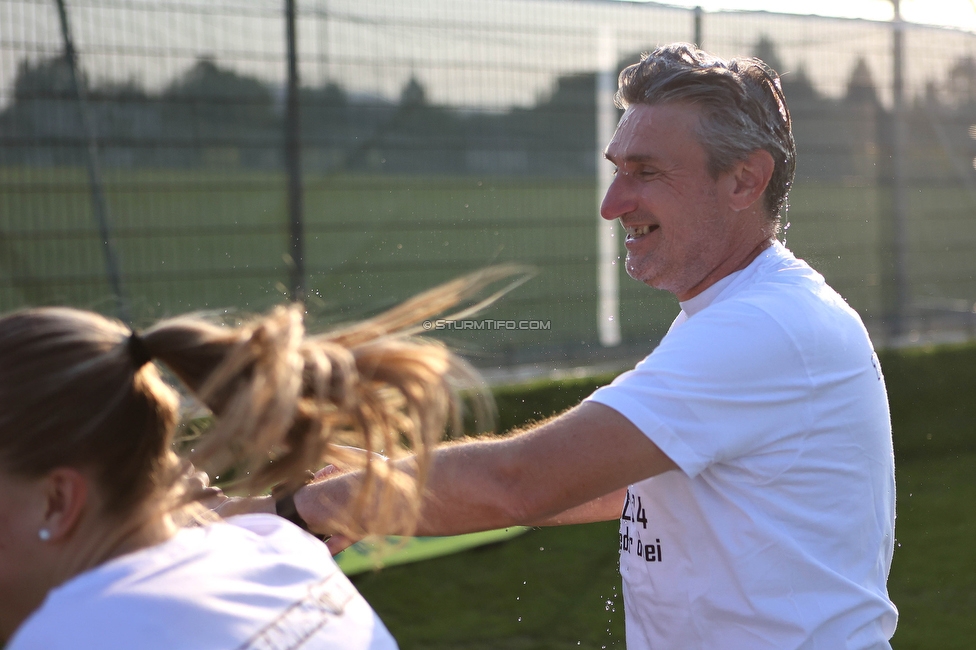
[
  {"x1": 326, "y1": 535, "x2": 356, "y2": 556},
  {"x1": 314, "y1": 464, "x2": 341, "y2": 480},
  {"x1": 180, "y1": 466, "x2": 212, "y2": 491},
  {"x1": 215, "y1": 495, "x2": 276, "y2": 518},
  {"x1": 199, "y1": 486, "x2": 227, "y2": 510}
]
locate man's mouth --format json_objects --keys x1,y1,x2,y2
[{"x1": 625, "y1": 225, "x2": 658, "y2": 239}]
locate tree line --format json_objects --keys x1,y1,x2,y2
[{"x1": 3, "y1": 36, "x2": 976, "y2": 183}]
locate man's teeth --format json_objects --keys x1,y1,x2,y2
[{"x1": 627, "y1": 225, "x2": 654, "y2": 237}]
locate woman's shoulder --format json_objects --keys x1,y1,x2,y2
[{"x1": 8, "y1": 516, "x2": 357, "y2": 650}]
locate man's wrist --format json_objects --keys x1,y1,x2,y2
[
  {"x1": 272, "y1": 472, "x2": 327, "y2": 541},
  {"x1": 291, "y1": 481, "x2": 323, "y2": 534}
]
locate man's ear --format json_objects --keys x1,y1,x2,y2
[
  {"x1": 40, "y1": 468, "x2": 90, "y2": 542},
  {"x1": 728, "y1": 149, "x2": 774, "y2": 212}
]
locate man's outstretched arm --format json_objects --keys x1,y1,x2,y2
[
  {"x1": 294, "y1": 401, "x2": 677, "y2": 538},
  {"x1": 527, "y1": 487, "x2": 629, "y2": 526}
]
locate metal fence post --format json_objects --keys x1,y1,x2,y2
[
  {"x1": 53, "y1": 0, "x2": 130, "y2": 323},
  {"x1": 285, "y1": 0, "x2": 306, "y2": 303},
  {"x1": 694, "y1": 6, "x2": 704, "y2": 48},
  {"x1": 889, "y1": 0, "x2": 910, "y2": 339},
  {"x1": 596, "y1": 25, "x2": 620, "y2": 348}
]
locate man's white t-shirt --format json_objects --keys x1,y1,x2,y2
[
  {"x1": 8, "y1": 514, "x2": 397, "y2": 650},
  {"x1": 587, "y1": 242, "x2": 897, "y2": 649}
]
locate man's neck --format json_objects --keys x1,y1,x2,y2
[{"x1": 675, "y1": 236, "x2": 775, "y2": 302}]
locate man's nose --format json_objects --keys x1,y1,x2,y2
[{"x1": 600, "y1": 174, "x2": 637, "y2": 222}]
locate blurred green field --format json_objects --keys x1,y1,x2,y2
[
  {"x1": 1, "y1": 168, "x2": 636, "y2": 363},
  {"x1": 3, "y1": 168, "x2": 976, "y2": 360},
  {"x1": 350, "y1": 453, "x2": 975, "y2": 649},
  {"x1": 348, "y1": 342, "x2": 976, "y2": 649}
]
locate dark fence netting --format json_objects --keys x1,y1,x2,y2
[{"x1": 3, "y1": 0, "x2": 976, "y2": 367}]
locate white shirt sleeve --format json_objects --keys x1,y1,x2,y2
[{"x1": 587, "y1": 299, "x2": 811, "y2": 478}]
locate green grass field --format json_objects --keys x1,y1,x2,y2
[
  {"x1": 346, "y1": 343, "x2": 976, "y2": 649},
  {"x1": 348, "y1": 454, "x2": 975, "y2": 649},
  {"x1": 887, "y1": 452, "x2": 976, "y2": 649},
  {"x1": 4, "y1": 168, "x2": 976, "y2": 362}
]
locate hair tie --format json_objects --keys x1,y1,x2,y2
[{"x1": 127, "y1": 331, "x2": 153, "y2": 368}]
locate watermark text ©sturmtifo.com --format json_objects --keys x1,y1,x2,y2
[{"x1": 423, "y1": 319, "x2": 551, "y2": 331}]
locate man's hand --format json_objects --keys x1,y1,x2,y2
[
  {"x1": 180, "y1": 465, "x2": 227, "y2": 509},
  {"x1": 214, "y1": 494, "x2": 275, "y2": 517},
  {"x1": 307, "y1": 456, "x2": 367, "y2": 554},
  {"x1": 325, "y1": 535, "x2": 356, "y2": 555},
  {"x1": 204, "y1": 448, "x2": 365, "y2": 520},
  {"x1": 211, "y1": 490, "x2": 355, "y2": 556}
]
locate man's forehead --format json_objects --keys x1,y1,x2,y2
[
  {"x1": 603, "y1": 149, "x2": 659, "y2": 164},
  {"x1": 618, "y1": 102, "x2": 703, "y2": 133},
  {"x1": 605, "y1": 103, "x2": 703, "y2": 160}
]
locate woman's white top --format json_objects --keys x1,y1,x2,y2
[{"x1": 9, "y1": 514, "x2": 398, "y2": 650}]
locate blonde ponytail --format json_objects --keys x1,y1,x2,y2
[
  {"x1": 0, "y1": 267, "x2": 518, "y2": 534},
  {"x1": 147, "y1": 267, "x2": 519, "y2": 532}
]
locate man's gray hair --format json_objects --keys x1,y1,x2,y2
[{"x1": 616, "y1": 43, "x2": 796, "y2": 220}]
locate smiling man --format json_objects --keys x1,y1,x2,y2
[{"x1": 276, "y1": 44, "x2": 898, "y2": 649}]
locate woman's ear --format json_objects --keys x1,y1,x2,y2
[
  {"x1": 728, "y1": 149, "x2": 775, "y2": 212},
  {"x1": 38, "y1": 468, "x2": 89, "y2": 542}
]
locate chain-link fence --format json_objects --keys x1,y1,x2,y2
[{"x1": 3, "y1": 0, "x2": 976, "y2": 367}]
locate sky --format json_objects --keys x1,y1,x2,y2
[
  {"x1": 4, "y1": 0, "x2": 976, "y2": 111},
  {"x1": 655, "y1": 0, "x2": 976, "y2": 32}
]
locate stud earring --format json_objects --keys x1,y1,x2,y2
[{"x1": 38, "y1": 529, "x2": 51, "y2": 541}]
